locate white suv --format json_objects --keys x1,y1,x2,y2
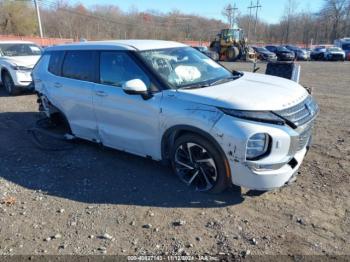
[
  {"x1": 0, "y1": 41, "x2": 42, "y2": 95},
  {"x1": 32, "y1": 40, "x2": 318, "y2": 193}
]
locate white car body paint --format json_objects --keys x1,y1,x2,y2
[
  {"x1": 33, "y1": 40, "x2": 318, "y2": 191},
  {"x1": 0, "y1": 41, "x2": 41, "y2": 87}
]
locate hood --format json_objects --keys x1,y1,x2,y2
[
  {"x1": 1, "y1": 55, "x2": 41, "y2": 68},
  {"x1": 174, "y1": 72, "x2": 309, "y2": 111}
]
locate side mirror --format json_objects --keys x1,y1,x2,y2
[{"x1": 122, "y1": 79, "x2": 148, "y2": 95}]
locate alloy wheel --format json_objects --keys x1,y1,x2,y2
[{"x1": 174, "y1": 142, "x2": 218, "y2": 191}]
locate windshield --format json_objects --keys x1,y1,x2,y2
[
  {"x1": 139, "y1": 47, "x2": 235, "y2": 89},
  {"x1": 0, "y1": 43, "x2": 42, "y2": 57}
]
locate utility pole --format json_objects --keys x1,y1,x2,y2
[
  {"x1": 225, "y1": 3, "x2": 238, "y2": 28},
  {"x1": 248, "y1": 0, "x2": 262, "y2": 40},
  {"x1": 33, "y1": 0, "x2": 43, "y2": 38},
  {"x1": 253, "y1": 0, "x2": 262, "y2": 37},
  {"x1": 247, "y1": 0, "x2": 254, "y2": 40}
]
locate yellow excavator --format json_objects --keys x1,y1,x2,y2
[{"x1": 209, "y1": 27, "x2": 255, "y2": 62}]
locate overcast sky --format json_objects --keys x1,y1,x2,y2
[{"x1": 74, "y1": 0, "x2": 324, "y2": 24}]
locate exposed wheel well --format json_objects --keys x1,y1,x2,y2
[
  {"x1": 50, "y1": 111, "x2": 72, "y2": 133},
  {"x1": 38, "y1": 94, "x2": 72, "y2": 133}
]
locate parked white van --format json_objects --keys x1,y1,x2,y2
[
  {"x1": 32, "y1": 40, "x2": 318, "y2": 193},
  {"x1": 0, "y1": 41, "x2": 42, "y2": 95}
]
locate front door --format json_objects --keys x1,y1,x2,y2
[{"x1": 93, "y1": 51, "x2": 162, "y2": 159}]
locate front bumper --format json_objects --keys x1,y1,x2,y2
[
  {"x1": 326, "y1": 54, "x2": 345, "y2": 61},
  {"x1": 12, "y1": 70, "x2": 33, "y2": 87},
  {"x1": 211, "y1": 115, "x2": 313, "y2": 191},
  {"x1": 232, "y1": 148, "x2": 307, "y2": 190}
]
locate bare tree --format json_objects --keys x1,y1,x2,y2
[{"x1": 321, "y1": 0, "x2": 347, "y2": 41}]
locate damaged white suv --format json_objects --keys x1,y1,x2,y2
[{"x1": 32, "y1": 40, "x2": 318, "y2": 193}]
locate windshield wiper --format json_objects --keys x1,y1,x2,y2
[
  {"x1": 178, "y1": 82, "x2": 210, "y2": 90},
  {"x1": 209, "y1": 76, "x2": 237, "y2": 86}
]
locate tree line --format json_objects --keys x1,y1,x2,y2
[{"x1": 0, "y1": 0, "x2": 349, "y2": 45}]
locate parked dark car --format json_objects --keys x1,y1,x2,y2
[
  {"x1": 284, "y1": 45, "x2": 309, "y2": 61},
  {"x1": 324, "y1": 47, "x2": 345, "y2": 61},
  {"x1": 310, "y1": 46, "x2": 327, "y2": 60},
  {"x1": 192, "y1": 46, "x2": 219, "y2": 61},
  {"x1": 252, "y1": 46, "x2": 277, "y2": 61},
  {"x1": 302, "y1": 48, "x2": 312, "y2": 59},
  {"x1": 265, "y1": 45, "x2": 295, "y2": 61}
]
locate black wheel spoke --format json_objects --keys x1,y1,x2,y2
[
  {"x1": 199, "y1": 166, "x2": 214, "y2": 190},
  {"x1": 175, "y1": 159, "x2": 194, "y2": 170},
  {"x1": 186, "y1": 170, "x2": 199, "y2": 185}
]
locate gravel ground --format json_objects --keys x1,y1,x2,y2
[{"x1": 0, "y1": 61, "x2": 349, "y2": 258}]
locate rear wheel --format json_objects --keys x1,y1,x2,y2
[
  {"x1": 2, "y1": 72, "x2": 20, "y2": 96},
  {"x1": 171, "y1": 134, "x2": 230, "y2": 193}
]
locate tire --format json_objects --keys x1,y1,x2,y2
[
  {"x1": 226, "y1": 46, "x2": 240, "y2": 61},
  {"x1": 2, "y1": 71, "x2": 21, "y2": 96},
  {"x1": 170, "y1": 134, "x2": 230, "y2": 193}
]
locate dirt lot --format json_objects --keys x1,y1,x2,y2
[{"x1": 0, "y1": 61, "x2": 349, "y2": 258}]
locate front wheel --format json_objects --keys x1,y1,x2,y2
[
  {"x1": 170, "y1": 134, "x2": 230, "y2": 193},
  {"x1": 2, "y1": 72, "x2": 21, "y2": 96},
  {"x1": 226, "y1": 46, "x2": 240, "y2": 62}
]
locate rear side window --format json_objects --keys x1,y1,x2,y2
[
  {"x1": 48, "y1": 51, "x2": 64, "y2": 76},
  {"x1": 62, "y1": 51, "x2": 95, "y2": 81}
]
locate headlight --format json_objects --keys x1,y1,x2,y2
[
  {"x1": 220, "y1": 108, "x2": 285, "y2": 125},
  {"x1": 246, "y1": 133, "x2": 270, "y2": 160},
  {"x1": 11, "y1": 65, "x2": 31, "y2": 71}
]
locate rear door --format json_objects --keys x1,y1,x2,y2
[
  {"x1": 93, "y1": 51, "x2": 162, "y2": 159},
  {"x1": 45, "y1": 50, "x2": 99, "y2": 141}
]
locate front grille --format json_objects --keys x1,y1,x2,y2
[{"x1": 275, "y1": 96, "x2": 319, "y2": 127}]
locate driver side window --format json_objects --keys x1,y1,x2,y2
[{"x1": 99, "y1": 51, "x2": 151, "y2": 89}]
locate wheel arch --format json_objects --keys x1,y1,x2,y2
[
  {"x1": 161, "y1": 125, "x2": 228, "y2": 162},
  {"x1": 161, "y1": 125, "x2": 232, "y2": 181}
]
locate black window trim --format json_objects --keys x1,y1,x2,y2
[{"x1": 46, "y1": 48, "x2": 171, "y2": 91}]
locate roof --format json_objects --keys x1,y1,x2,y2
[
  {"x1": 0, "y1": 40, "x2": 36, "y2": 44},
  {"x1": 47, "y1": 40, "x2": 188, "y2": 52}
]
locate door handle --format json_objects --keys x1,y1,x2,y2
[
  {"x1": 54, "y1": 82, "x2": 62, "y2": 88},
  {"x1": 95, "y1": 90, "x2": 108, "y2": 97}
]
